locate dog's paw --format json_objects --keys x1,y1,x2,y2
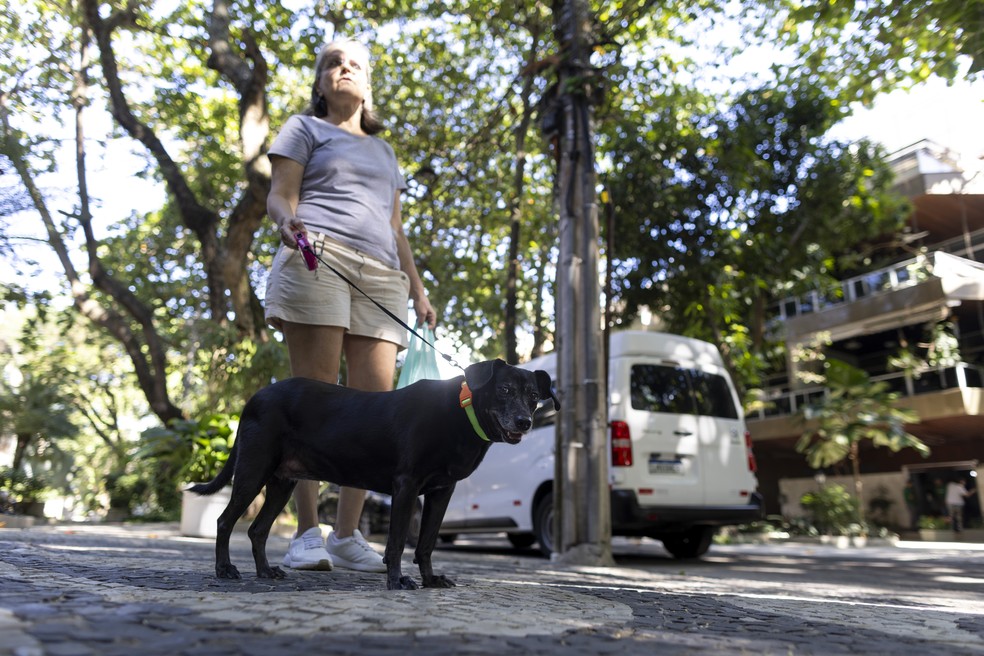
[
  {"x1": 422, "y1": 574, "x2": 455, "y2": 589},
  {"x1": 388, "y1": 576, "x2": 419, "y2": 590},
  {"x1": 257, "y1": 566, "x2": 287, "y2": 580},
  {"x1": 216, "y1": 564, "x2": 241, "y2": 579}
]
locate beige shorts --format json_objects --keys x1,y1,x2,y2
[{"x1": 265, "y1": 232, "x2": 411, "y2": 349}]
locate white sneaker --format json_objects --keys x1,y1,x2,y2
[
  {"x1": 326, "y1": 529, "x2": 386, "y2": 572},
  {"x1": 282, "y1": 527, "x2": 334, "y2": 571}
]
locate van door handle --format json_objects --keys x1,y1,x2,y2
[{"x1": 674, "y1": 430, "x2": 693, "y2": 436}]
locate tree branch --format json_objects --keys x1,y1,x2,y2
[{"x1": 82, "y1": 0, "x2": 227, "y2": 324}]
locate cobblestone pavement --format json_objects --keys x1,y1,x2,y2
[{"x1": 1, "y1": 523, "x2": 983, "y2": 655}]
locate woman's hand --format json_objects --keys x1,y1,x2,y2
[
  {"x1": 278, "y1": 218, "x2": 308, "y2": 249},
  {"x1": 412, "y1": 292, "x2": 437, "y2": 329}
]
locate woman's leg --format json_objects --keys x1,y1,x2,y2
[
  {"x1": 332, "y1": 335, "x2": 400, "y2": 538},
  {"x1": 319, "y1": 335, "x2": 399, "y2": 572},
  {"x1": 280, "y1": 321, "x2": 343, "y2": 568},
  {"x1": 333, "y1": 335, "x2": 400, "y2": 537}
]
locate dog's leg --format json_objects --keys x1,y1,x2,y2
[
  {"x1": 214, "y1": 479, "x2": 266, "y2": 580},
  {"x1": 414, "y1": 485, "x2": 456, "y2": 588},
  {"x1": 214, "y1": 501, "x2": 242, "y2": 579},
  {"x1": 384, "y1": 479, "x2": 419, "y2": 590},
  {"x1": 248, "y1": 476, "x2": 296, "y2": 579}
]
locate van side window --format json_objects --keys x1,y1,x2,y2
[
  {"x1": 689, "y1": 371, "x2": 739, "y2": 419},
  {"x1": 631, "y1": 365, "x2": 695, "y2": 414},
  {"x1": 533, "y1": 403, "x2": 557, "y2": 429}
]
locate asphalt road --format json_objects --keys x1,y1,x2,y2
[{"x1": 2, "y1": 524, "x2": 983, "y2": 655}]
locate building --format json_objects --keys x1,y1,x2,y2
[{"x1": 748, "y1": 140, "x2": 984, "y2": 530}]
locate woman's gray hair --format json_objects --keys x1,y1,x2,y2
[{"x1": 308, "y1": 38, "x2": 385, "y2": 135}]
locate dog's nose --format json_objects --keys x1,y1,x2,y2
[{"x1": 515, "y1": 416, "x2": 532, "y2": 432}]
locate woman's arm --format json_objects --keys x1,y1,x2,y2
[{"x1": 268, "y1": 155, "x2": 307, "y2": 248}]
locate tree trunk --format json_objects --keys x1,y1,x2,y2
[
  {"x1": 83, "y1": 0, "x2": 272, "y2": 341},
  {"x1": 851, "y1": 441, "x2": 865, "y2": 525},
  {"x1": 12, "y1": 433, "x2": 30, "y2": 473},
  {"x1": 552, "y1": 0, "x2": 612, "y2": 567}
]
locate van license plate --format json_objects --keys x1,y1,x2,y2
[{"x1": 649, "y1": 458, "x2": 685, "y2": 475}]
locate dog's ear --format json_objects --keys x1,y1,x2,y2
[
  {"x1": 535, "y1": 370, "x2": 560, "y2": 410},
  {"x1": 464, "y1": 359, "x2": 505, "y2": 390}
]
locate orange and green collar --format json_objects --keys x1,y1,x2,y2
[{"x1": 459, "y1": 382, "x2": 490, "y2": 442}]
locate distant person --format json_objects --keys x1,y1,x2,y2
[
  {"x1": 945, "y1": 478, "x2": 975, "y2": 534},
  {"x1": 933, "y1": 477, "x2": 947, "y2": 515},
  {"x1": 903, "y1": 480, "x2": 920, "y2": 531}
]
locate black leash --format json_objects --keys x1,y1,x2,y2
[{"x1": 295, "y1": 233, "x2": 464, "y2": 372}]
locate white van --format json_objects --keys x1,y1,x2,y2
[{"x1": 439, "y1": 330, "x2": 764, "y2": 558}]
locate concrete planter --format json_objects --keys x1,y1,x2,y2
[
  {"x1": 180, "y1": 485, "x2": 231, "y2": 538},
  {"x1": 819, "y1": 534, "x2": 869, "y2": 548},
  {"x1": 919, "y1": 528, "x2": 984, "y2": 542},
  {"x1": 0, "y1": 514, "x2": 36, "y2": 528},
  {"x1": 15, "y1": 501, "x2": 46, "y2": 518}
]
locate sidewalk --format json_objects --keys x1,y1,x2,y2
[
  {"x1": 2, "y1": 521, "x2": 983, "y2": 655},
  {"x1": 0, "y1": 522, "x2": 633, "y2": 656}
]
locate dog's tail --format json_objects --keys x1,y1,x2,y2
[{"x1": 187, "y1": 440, "x2": 238, "y2": 496}]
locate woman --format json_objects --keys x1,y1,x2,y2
[{"x1": 265, "y1": 38, "x2": 436, "y2": 572}]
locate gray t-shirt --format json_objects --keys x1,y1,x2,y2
[{"x1": 268, "y1": 115, "x2": 407, "y2": 269}]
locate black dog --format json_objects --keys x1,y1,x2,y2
[{"x1": 191, "y1": 358, "x2": 559, "y2": 590}]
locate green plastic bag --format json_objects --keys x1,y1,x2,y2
[{"x1": 397, "y1": 326, "x2": 443, "y2": 388}]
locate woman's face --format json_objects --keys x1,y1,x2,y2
[{"x1": 318, "y1": 43, "x2": 370, "y2": 106}]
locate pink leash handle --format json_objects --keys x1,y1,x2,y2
[{"x1": 295, "y1": 232, "x2": 318, "y2": 271}]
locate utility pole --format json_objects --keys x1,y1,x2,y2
[{"x1": 551, "y1": 0, "x2": 613, "y2": 567}]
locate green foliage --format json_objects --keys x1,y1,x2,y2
[
  {"x1": 0, "y1": 467, "x2": 51, "y2": 503},
  {"x1": 139, "y1": 413, "x2": 237, "y2": 484},
  {"x1": 603, "y1": 80, "x2": 908, "y2": 393},
  {"x1": 104, "y1": 471, "x2": 149, "y2": 512},
  {"x1": 800, "y1": 484, "x2": 863, "y2": 536},
  {"x1": 796, "y1": 359, "x2": 929, "y2": 470},
  {"x1": 766, "y1": 0, "x2": 984, "y2": 105},
  {"x1": 375, "y1": 17, "x2": 559, "y2": 359},
  {"x1": 918, "y1": 515, "x2": 950, "y2": 530},
  {"x1": 0, "y1": 361, "x2": 79, "y2": 474}
]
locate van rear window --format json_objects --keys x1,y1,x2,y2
[
  {"x1": 689, "y1": 370, "x2": 739, "y2": 419},
  {"x1": 630, "y1": 365, "x2": 695, "y2": 414},
  {"x1": 630, "y1": 365, "x2": 738, "y2": 419}
]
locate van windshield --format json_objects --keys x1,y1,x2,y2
[{"x1": 631, "y1": 365, "x2": 739, "y2": 419}]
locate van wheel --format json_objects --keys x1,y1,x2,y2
[
  {"x1": 507, "y1": 533, "x2": 536, "y2": 549},
  {"x1": 661, "y1": 526, "x2": 715, "y2": 559},
  {"x1": 533, "y1": 492, "x2": 554, "y2": 557}
]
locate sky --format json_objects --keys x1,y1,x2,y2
[{"x1": 829, "y1": 75, "x2": 984, "y2": 169}]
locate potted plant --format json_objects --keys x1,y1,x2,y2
[
  {"x1": 140, "y1": 413, "x2": 236, "y2": 538},
  {"x1": 800, "y1": 484, "x2": 867, "y2": 547},
  {"x1": 918, "y1": 515, "x2": 951, "y2": 541},
  {"x1": 104, "y1": 471, "x2": 149, "y2": 521},
  {"x1": 0, "y1": 467, "x2": 51, "y2": 519}
]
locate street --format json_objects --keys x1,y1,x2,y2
[{"x1": 1, "y1": 524, "x2": 983, "y2": 655}]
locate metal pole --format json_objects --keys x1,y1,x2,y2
[{"x1": 552, "y1": 0, "x2": 613, "y2": 567}]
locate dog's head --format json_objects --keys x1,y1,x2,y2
[{"x1": 464, "y1": 359, "x2": 560, "y2": 445}]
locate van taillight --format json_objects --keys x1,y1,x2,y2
[
  {"x1": 744, "y1": 431, "x2": 757, "y2": 473},
  {"x1": 611, "y1": 421, "x2": 633, "y2": 467}
]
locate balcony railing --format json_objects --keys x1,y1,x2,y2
[
  {"x1": 775, "y1": 255, "x2": 934, "y2": 321},
  {"x1": 748, "y1": 362, "x2": 984, "y2": 421}
]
